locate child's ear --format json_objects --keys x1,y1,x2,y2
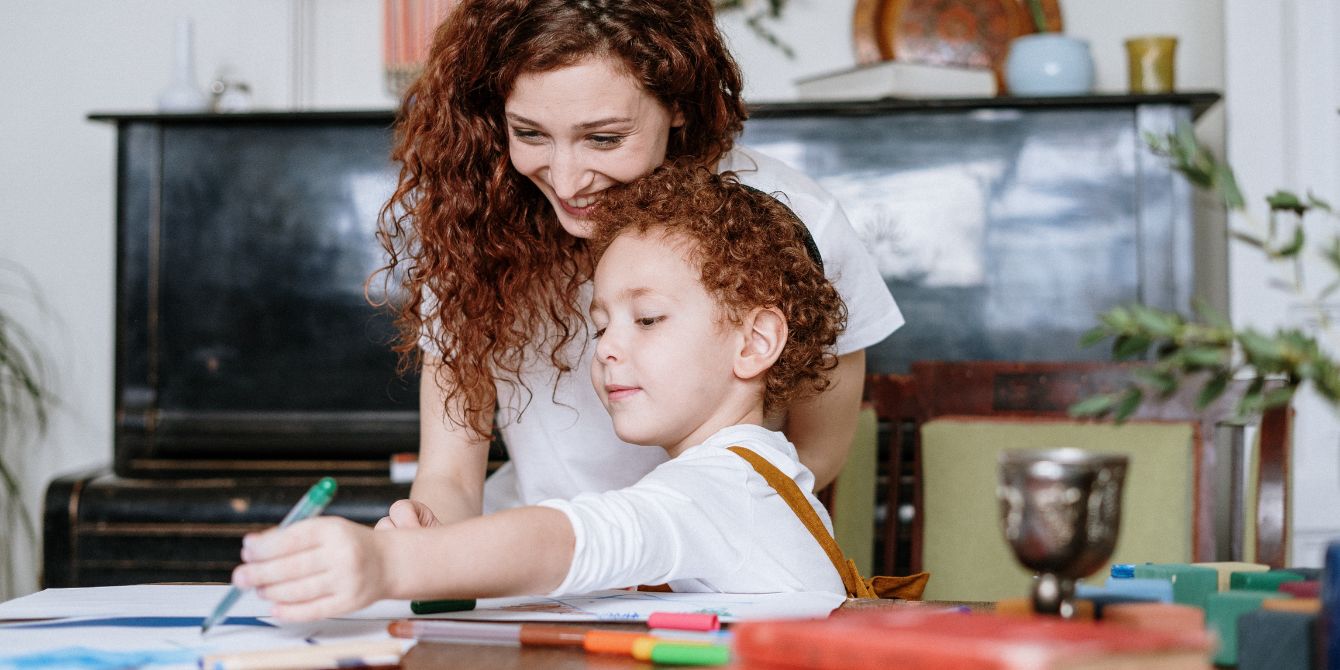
[
  {"x1": 671, "y1": 106, "x2": 685, "y2": 128},
  {"x1": 734, "y1": 306, "x2": 787, "y2": 381}
]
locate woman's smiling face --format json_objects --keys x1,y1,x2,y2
[{"x1": 504, "y1": 56, "x2": 684, "y2": 239}]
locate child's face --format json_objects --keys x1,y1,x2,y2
[{"x1": 589, "y1": 230, "x2": 746, "y2": 455}]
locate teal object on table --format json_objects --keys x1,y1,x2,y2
[
  {"x1": 200, "y1": 477, "x2": 338, "y2": 634},
  {"x1": 1231, "y1": 570, "x2": 1307, "y2": 592},
  {"x1": 1206, "y1": 590, "x2": 1292, "y2": 666},
  {"x1": 1134, "y1": 563, "x2": 1218, "y2": 608}
]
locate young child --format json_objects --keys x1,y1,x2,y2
[{"x1": 233, "y1": 163, "x2": 851, "y2": 621}]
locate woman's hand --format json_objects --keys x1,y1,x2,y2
[
  {"x1": 375, "y1": 499, "x2": 442, "y2": 529},
  {"x1": 233, "y1": 517, "x2": 393, "y2": 622}
]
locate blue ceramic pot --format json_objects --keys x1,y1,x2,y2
[{"x1": 1005, "y1": 34, "x2": 1094, "y2": 96}]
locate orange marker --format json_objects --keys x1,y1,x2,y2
[{"x1": 388, "y1": 619, "x2": 587, "y2": 647}]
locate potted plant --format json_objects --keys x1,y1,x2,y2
[
  {"x1": 1004, "y1": 0, "x2": 1094, "y2": 96},
  {"x1": 1073, "y1": 123, "x2": 1338, "y2": 422},
  {"x1": 0, "y1": 261, "x2": 50, "y2": 599}
]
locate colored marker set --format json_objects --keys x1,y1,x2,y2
[{"x1": 388, "y1": 612, "x2": 731, "y2": 666}]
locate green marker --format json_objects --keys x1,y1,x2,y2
[
  {"x1": 411, "y1": 599, "x2": 477, "y2": 615},
  {"x1": 650, "y1": 642, "x2": 731, "y2": 666},
  {"x1": 200, "y1": 477, "x2": 339, "y2": 634}
]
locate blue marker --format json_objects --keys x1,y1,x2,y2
[{"x1": 200, "y1": 477, "x2": 339, "y2": 634}]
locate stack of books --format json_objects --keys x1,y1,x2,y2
[{"x1": 795, "y1": 60, "x2": 996, "y2": 101}]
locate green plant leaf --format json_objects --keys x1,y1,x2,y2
[
  {"x1": 1266, "y1": 190, "x2": 1306, "y2": 213},
  {"x1": 1113, "y1": 387, "x2": 1144, "y2": 423},
  {"x1": 1238, "y1": 331, "x2": 1287, "y2": 367},
  {"x1": 1113, "y1": 334, "x2": 1152, "y2": 360},
  {"x1": 1070, "y1": 392, "x2": 1119, "y2": 418},
  {"x1": 1231, "y1": 230, "x2": 1266, "y2": 248},
  {"x1": 1079, "y1": 325, "x2": 1110, "y2": 348},
  {"x1": 1178, "y1": 345, "x2": 1230, "y2": 368},
  {"x1": 1214, "y1": 163, "x2": 1246, "y2": 210},
  {"x1": 1026, "y1": 0, "x2": 1049, "y2": 31},
  {"x1": 1271, "y1": 225, "x2": 1307, "y2": 258},
  {"x1": 1133, "y1": 368, "x2": 1178, "y2": 397},
  {"x1": 1102, "y1": 305, "x2": 1134, "y2": 330},
  {"x1": 1196, "y1": 372, "x2": 1231, "y2": 409},
  {"x1": 1132, "y1": 305, "x2": 1181, "y2": 338}
]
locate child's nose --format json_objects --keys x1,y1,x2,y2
[{"x1": 595, "y1": 328, "x2": 621, "y2": 362}]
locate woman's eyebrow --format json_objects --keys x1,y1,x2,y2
[
  {"x1": 504, "y1": 112, "x2": 540, "y2": 127},
  {"x1": 504, "y1": 112, "x2": 633, "y2": 131},
  {"x1": 575, "y1": 117, "x2": 633, "y2": 130}
]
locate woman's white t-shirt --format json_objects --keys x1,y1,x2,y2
[{"x1": 478, "y1": 144, "x2": 903, "y2": 512}]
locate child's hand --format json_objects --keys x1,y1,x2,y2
[
  {"x1": 374, "y1": 499, "x2": 441, "y2": 530},
  {"x1": 233, "y1": 517, "x2": 392, "y2": 622}
]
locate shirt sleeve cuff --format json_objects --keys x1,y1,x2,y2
[{"x1": 535, "y1": 498, "x2": 585, "y2": 597}]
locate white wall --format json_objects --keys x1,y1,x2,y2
[
  {"x1": 0, "y1": 0, "x2": 1234, "y2": 599},
  {"x1": 1225, "y1": 0, "x2": 1340, "y2": 567},
  {"x1": 0, "y1": 1, "x2": 300, "y2": 600}
]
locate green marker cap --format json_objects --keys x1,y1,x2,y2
[
  {"x1": 309, "y1": 477, "x2": 338, "y2": 505},
  {"x1": 411, "y1": 599, "x2": 477, "y2": 615},
  {"x1": 650, "y1": 642, "x2": 731, "y2": 666}
]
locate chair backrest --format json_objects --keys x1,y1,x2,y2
[
  {"x1": 863, "y1": 361, "x2": 1292, "y2": 589},
  {"x1": 828, "y1": 405, "x2": 879, "y2": 576}
]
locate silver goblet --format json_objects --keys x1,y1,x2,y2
[{"x1": 997, "y1": 448, "x2": 1128, "y2": 618}]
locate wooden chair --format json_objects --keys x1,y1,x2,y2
[{"x1": 862, "y1": 361, "x2": 1291, "y2": 594}]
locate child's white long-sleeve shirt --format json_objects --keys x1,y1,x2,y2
[{"x1": 536, "y1": 424, "x2": 846, "y2": 596}]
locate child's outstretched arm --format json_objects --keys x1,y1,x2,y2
[{"x1": 233, "y1": 507, "x2": 575, "y2": 622}]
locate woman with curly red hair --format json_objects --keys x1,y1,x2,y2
[
  {"x1": 238, "y1": 164, "x2": 856, "y2": 616},
  {"x1": 374, "y1": 0, "x2": 902, "y2": 530}
]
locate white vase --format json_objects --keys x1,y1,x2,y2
[
  {"x1": 157, "y1": 18, "x2": 210, "y2": 113},
  {"x1": 1005, "y1": 34, "x2": 1095, "y2": 97}
]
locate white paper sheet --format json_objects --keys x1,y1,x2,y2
[
  {"x1": 0, "y1": 585, "x2": 270, "y2": 620},
  {"x1": 0, "y1": 618, "x2": 403, "y2": 670},
  {"x1": 346, "y1": 589, "x2": 845, "y2": 623}
]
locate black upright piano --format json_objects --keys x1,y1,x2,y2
[{"x1": 44, "y1": 112, "x2": 418, "y2": 587}]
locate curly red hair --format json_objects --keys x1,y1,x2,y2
[
  {"x1": 588, "y1": 163, "x2": 848, "y2": 414},
  {"x1": 373, "y1": 0, "x2": 748, "y2": 436}
]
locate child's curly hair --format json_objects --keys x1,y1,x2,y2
[{"x1": 587, "y1": 162, "x2": 848, "y2": 415}]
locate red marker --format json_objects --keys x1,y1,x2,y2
[{"x1": 648, "y1": 611, "x2": 720, "y2": 632}]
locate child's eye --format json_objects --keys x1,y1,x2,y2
[
  {"x1": 592, "y1": 327, "x2": 606, "y2": 340},
  {"x1": 588, "y1": 134, "x2": 625, "y2": 148},
  {"x1": 636, "y1": 316, "x2": 665, "y2": 328}
]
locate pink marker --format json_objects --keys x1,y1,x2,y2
[{"x1": 648, "y1": 611, "x2": 720, "y2": 632}]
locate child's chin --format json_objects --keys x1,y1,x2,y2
[{"x1": 613, "y1": 428, "x2": 663, "y2": 448}]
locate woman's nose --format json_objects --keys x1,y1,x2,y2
[{"x1": 549, "y1": 147, "x2": 593, "y2": 198}]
